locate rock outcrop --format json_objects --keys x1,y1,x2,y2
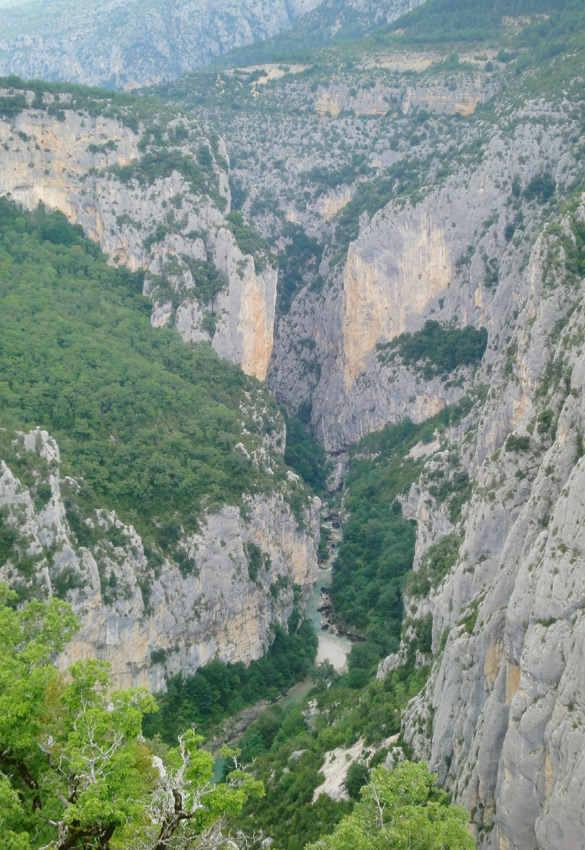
[
  {"x1": 0, "y1": 428, "x2": 320, "y2": 691},
  {"x1": 381, "y1": 191, "x2": 585, "y2": 848},
  {"x1": 3, "y1": 10, "x2": 585, "y2": 847},
  {"x1": 270, "y1": 98, "x2": 575, "y2": 451},
  {"x1": 0, "y1": 86, "x2": 276, "y2": 380}
]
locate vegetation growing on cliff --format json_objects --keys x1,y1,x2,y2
[
  {"x1": 225, "y1": 210, "x2": 275, "y2": 272},
  {"x1": 0, "y1": 199, "x2": 285, "y2": 546},
  {"x1": 0, "y1": 75, "x2": 228, "y2": 212},
  {"x1": 377, "y1": 321, "x2": 488, "y2": 378},
  {"x1": 143, "y1": 612, "x2": 318, "y2": 743},
  {"x1": 329, "y1": 397, "x2": 473, "y2": 680},
  {"x1": 284, "y1": 412, "x2": 332, "y2": 497},
  {"x1": 0, "y1": 73, "x2": 179, "y2": 129},
  {"x1": 5, "y1": 1, "x2": 585, "y2": 847}
]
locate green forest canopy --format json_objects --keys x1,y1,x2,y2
[
  {"x1": 0, "y1": 586, "x2": 474, "y2": 850},
  {"x1": 331, "y1": 396, "x2": 474, "y2": 683},
  {"x1": 0, "y1": 584, "x2": 262, "y2": 850},
  {"x1": 0, "y1": 199, "x2": 283, "y2": 544},
  {"x1": 144, "y1": 612, "x2": 318, "y2": 743},
  {"x1": 377, "y1": 321, "x2": 488, "y2": 378},
  {"x1": 306, "y1": 762, "x2": 475, "y2": 850}
]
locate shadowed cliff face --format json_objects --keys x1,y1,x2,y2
[{"x1": 264, "y1": 90, "x2": 573, "y2": 451}]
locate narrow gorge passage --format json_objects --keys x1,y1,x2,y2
[{"x1": 305, "y1": 520, "x2": 351, "y2": 673}]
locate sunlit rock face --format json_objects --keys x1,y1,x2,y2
[{"x1": 0, "y1": 90, "x2": 276, "y2": 380}]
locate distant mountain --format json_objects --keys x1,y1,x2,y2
[
  {"x1": 212, "y1": 0, "x2": 424, "y2": 66},
  {"x1": 0, "y1": 0, "x2": 322, "y2": 88}
]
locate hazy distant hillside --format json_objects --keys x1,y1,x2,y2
[
  {"x1": 214, "y1": 0, "x2": 423, "y2": 66},
  {"x1": 0, "y1": 0, "x2": 321, "y2": 88},
  {"x1": 0, "y1": 0, "x2": 35, "y2": 7}
]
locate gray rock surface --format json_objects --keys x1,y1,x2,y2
[
  {"x1": 377, "y1": 196, "x2": 585, "y2": 849},
  {"x1": 2, "y1": 29, "x2": 585, "y2": 850},
  {"x1": 0, "y1": 428, "x2": 320, "y2": 690},
  {"x1": 0, "y1": 0, "x2": 322, "y2": 88},
  {"x1": 0, "y1": 87, "x2": 276, "y2": 380},
  {"x1": 272, "y1": 101, "x2": 573, "y2": 450}
]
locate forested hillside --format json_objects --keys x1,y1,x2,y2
[
  {"x1": 0, "y1": 188, "x2": 320, "y2": 691},
  {"x1": 0, "y1": 199, "x2": 279, "y2": 536}
]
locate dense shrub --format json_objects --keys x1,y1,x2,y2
[{"x1": 378, "y1": 320, "x2": 488, "y2": 378}]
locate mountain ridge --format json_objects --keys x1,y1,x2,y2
[{"x1": 0, "y1": 0, "x2": 321, "y2": 88}]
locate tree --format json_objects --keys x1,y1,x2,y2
[
  {"x1": 306, "y1": 762, "x2": 475, "y2": 850},
  {"x1": 344, "y1": 762, "x2": 369, "y2": 800},
  {"x1": 311, "y1": 661, "x2": 338, "y2": 692},
  {"x1": 0, "y1": 584, "x2": 262, "y2": 850}
]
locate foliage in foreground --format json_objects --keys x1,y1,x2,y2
[
  {"x1": 306, "y1": 762, "x2": 475, "y2": 850},
  {"x1": 0, "y1": 585, "x2": 473, "y2": 850},
  {"x1": 232, "y1": 660, "x2": 431, "y2": 850},
  {"x1": 0, "y1": 584, "x2": 262, "y2": 850}
]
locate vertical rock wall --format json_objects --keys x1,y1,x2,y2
[
  {"x1": 393, "y1": 198, "x2": 585, "y2": 849},
  {"x1": 0, "y1": 90, "x2": 277, "y2": 381}
]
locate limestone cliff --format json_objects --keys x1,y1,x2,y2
[
  {"x1": 270, "y1": 93, "x2": 576, "y2": 451},
  {"x1": 160, "y1": 47, "x2": 500, "y2": 449},
  {"x1": 3, "y1": 7, "x2": 585, "y2": 846},
  {"x1": 0, "y1": 85, "x2": 276, "y2": 380},
  {"x1": 205, "y1": 30, "x2": 585, "y2": 844},
  {"x1": 378, "y1": 189, "x2": 585, "y2": 849},
  {"x1": 0, "y1": 0, "x2": 322, "y2": 89},
  {"x1": 340, "y1": 207, "x2": 452, "y2": 389},
  {"x1": 166, "y1": 54, "x2": 494, "y2": 244},
  {"x1": 0, "y1": 428, "x2": 320, "y2": 691},
  {"x1": 0, "y1": 82, "x2": 318, "y2": 694}
]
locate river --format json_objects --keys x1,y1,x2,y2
[
  {"x1": 277, "y1": 531, "x2": 352, "y2": 710},
  {"x1": 211, "y1": 526, "x2": 351, "y2": 776},
  {"x1": 305, "y1": 567, "x2": 352, "y2": 672}
]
